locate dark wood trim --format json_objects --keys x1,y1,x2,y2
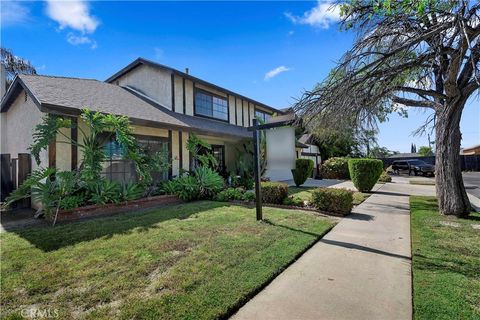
[
  {"x1": 168, "y1": 130, "x2": 173, "y2": 179},
  {"x1": 171, "y1": 73, "x2": 175, "y2": 112},
  {"x1": 179, "y1": 131, "x2": 183, "y2": 171},
  {"x1": 71, "y1": 117, "x2": 78, "y2": 170},
  {"x1": 234, "y1": 97, "x2": 238, "y2": 126},
  {"x1": 182, "y1": 77, "x2": 186, "y2": 114},
  {"x1": 48, "y1": 136, "x2": 56, "y2": 168},
  {"x1": 241, "y1": 100, "x2": 245, "y2": 127}
]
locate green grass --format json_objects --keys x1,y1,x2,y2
[
  {"x1": 409, "y1": 179, "x2": 435, "y2": 185},
  {"x1": 288, "y1": 186, "x2": 370, "y2": 206},
  {"x1": 410, "y1": 196, "x2": 480, "y2": 320},
  {"x1": 0, "y1": 201, "x2": 335, "y2": 320}
]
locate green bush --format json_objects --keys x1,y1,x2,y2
[
  {"x1": 170, "y1": 175, "x2": 200, "y2": 201},
  {"x1": 242, "y1": 191, "x2": 256, "y2": 202},
  {"x1": 88, "y1": 179, "x2": 122, "y2": 205},
  {"x1": 311, "y1": 188, "x2": 353, "y2": 215},
  {"x1": 282, "y1": 196, "x2": 304, "y2": 207},
  {"x1": 193, "y1": 166, "x2": 224, "y2": 199},
  {"x1": 348, "y1": 159, "x2": 384, "y2": 192},
  {"x1": 321, "y1": 157, "x2": 350, "y2": 179},
  {"x1": 261, "y1": 182, "x2": 288, "y2": 204},
  {"x1": 291, "y1": 159, "x2": 314, "y2": 186},
  {"x1": 120, "y1": 183, "x2": 144, "y2": 201},
  {"x1": 214, "y1": 188, "x2": 244, "y2": 202},
  {"x1": 378, "y1": 171, "x2": 392, "y2": 183}
]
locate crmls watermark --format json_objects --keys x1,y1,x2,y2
[{"x1": 20, "y1": 307, "x2": 59, "y2": 318}]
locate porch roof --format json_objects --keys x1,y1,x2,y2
[{"x1": 1, "y1": 74, "x2": 252, "y2": 140}]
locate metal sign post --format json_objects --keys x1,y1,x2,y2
[{"x1": 252, "y1": 119, "x2": 262, "y2": 220}]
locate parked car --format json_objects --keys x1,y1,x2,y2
[{"x1": 392, "y1": 159, "x2": 435, "y2": 176}]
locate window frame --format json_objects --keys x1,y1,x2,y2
[
  {"x1": 254, "y1": 108, "x2": 272, "y2": 122},
  {"x1": 193, "y1": 87, "x2": 230, "y2": 123}
]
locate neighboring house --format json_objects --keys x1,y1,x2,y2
[
  {"x1": 296, "y1": 134, "x2": 321, "y2": 177},
  {"x1": 0, "y1": 58, "x2": 288, "y2": 206},
  {"x1": 387, "y1": 152, "x2": 421, "y2": 159},
  {"x1": 460, "y1": 144, "x2": 480, "y2": 155}
]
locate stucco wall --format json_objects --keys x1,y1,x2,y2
[
  {"x1": 1, "y1": 89, "x2": 47, "y2": 169},
  {"x1": 185, "y1": 79, "x2": 194, "y2": 116},
  {"x1": 173, "y1": 74, "x2": 184, "y2": 114},
  {"x1": 116, "y1": 64, "x2": 172, "y2": 110}
]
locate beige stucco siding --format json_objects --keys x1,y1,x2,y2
[
  {"x1": 173, "y1": 74, "x2": 184, "y2": 114},
  {"x1": 56, "y1": 127, "x2": 71, "y2": 171},
  {"x1": 1, "y1": 89, "x2": 47, "y2": 169},
  {"x1": 171, "y1": 131, "x2": 180, "y2": 176},
  {"x1": 195, "y1": 83, "x2": 227, "y2": 98},
  {"x1": 116, "y1": 64, "x2": 173, "y2": 110},
  {"x1": 181, "y1": 131, "x2": 190, "y2": 171},
  {"x1": 132, "y1": 125, "x2": 169, "y2": 138},
  {"x1": 248, "y1": 102, "x2": 254, "y2": 126},
  {"x1": 185, "y1": 79, "x2": 194, "y2": 116},
  {"x1": 242, "y1": 100, "x2": 248, "y2": 127},
  {"x1": 228, "y1": 95, "x2": 236, "y2": 125}
]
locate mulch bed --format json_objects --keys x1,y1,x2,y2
[{"x1": 52, "y1": 195, "x2": 182, "y2": 222}]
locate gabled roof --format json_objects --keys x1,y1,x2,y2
[
  {"x1": 0, "y1": 74, "x2": 252, "y2": 139},
  {"x1": 298, "y1": 133, "x2": 314, "y2": 145},
  {"x1": 105, "y1": 58, "x2": 284, "y2": 115}
]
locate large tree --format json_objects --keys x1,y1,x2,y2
[
  {"x1": 295, "y1": 0, "x2": 479, "y2": 217},
  {"x1": 1, "y1": 47, "x2": 37, "y2": 90}
]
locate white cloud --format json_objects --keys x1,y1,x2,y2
[
  {"x1": 1, "y1": 1, "x2": 30, "y2": 26},
  {"x1": 285, "y1": 1, "x2": 341, "y2": 29},
  {"x1": 67, "y1": 33, "x2": 97, "y2": 49},
  {"x1": 46, "y1": 0, "x2": 99, "y2": 34},
  {"x1": 264, "y1": 66, "x2": 291, "y2": 81}
]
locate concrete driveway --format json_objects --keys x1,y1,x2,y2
[{"x1": 463, "y1": 172, "x2": 480, "y2": 198}]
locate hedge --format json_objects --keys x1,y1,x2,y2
[
  {"x1": 348, "y1": 159, "x2": 383, "y2": 192},
  {"x1": 321, "y1": 157, "x2": 350, "y2": 179},
  {"x1": 261, "y1": 182, "x2": 289, "y2": 204},
  {"x1": 378, "y1": 171, "x2": 392, "y2": 183},
  {"x1": 311, "y1": 188, "x2": 353, "y2": 215},
  {"x1": 291, "y1": 159, "x2": 314, "y2": 186}
]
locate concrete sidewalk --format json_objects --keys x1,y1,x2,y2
[{"x1": 232, "y1": 182, "x2": 419, "y2": 320}]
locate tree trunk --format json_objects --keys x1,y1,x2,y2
[{"x1": 435, "y1": 98, "x2": 471, "y2": 217}]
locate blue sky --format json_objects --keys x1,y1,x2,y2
[{"x1": 2, "y1": 0, "x2": 478, "y2": 152}]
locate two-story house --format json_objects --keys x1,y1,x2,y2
[{"x1": 0, "y1": 58, "x2": 285, "y2": 191}]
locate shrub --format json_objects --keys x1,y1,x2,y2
[
  {"x1": 282, "y1": 196, "x2": 304, "y2": 207},
  {"x1": 88, "y1": 179, "x2": 122, "y2": 205},
  {"x1": 170, "y1": 175, "x2": 200, "y2": 201},
  {"x1": 291, "y1": 159, "x2": 314, "y2": 187},
  {"x1": 261, "y1": 182, "x2": 288, "y2": 204},
  {"x1": 321, "y1": 157, "x2": 350, "y2": 179},
  {"x1": 378, "y1": 171, "x2": 392, "y2": 183},
  {"x1": 214, "y1": 188, "x2": 244, "y2": 202},
  {"x1": 311, "y1": 188, "x2": 353, "y2": 215},
  {"x1": 242, "y1": 191, "x2": 256, "y2": 202},
  {"x1": 120, "y1": 183, "x2": 144, "y2": 201},
  {"x1": 348, "y1": 158, "x2": 384, "y2": 192},
  {"x1": 193, "y1": 166, "x2": 224, "y2": 199}
]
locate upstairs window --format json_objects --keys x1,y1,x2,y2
[
  {"x1": 195, "y1": 90, "x2": 228, "y2": 121},
  {"x1": 255, "y1": 109, "x2": 271, "y2": 122}
]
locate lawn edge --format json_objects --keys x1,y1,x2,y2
[{"x1": 221, "y1": 223, "x2": 336, "y2": 320}]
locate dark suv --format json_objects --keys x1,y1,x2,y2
[{"x1": 392, "y1": 160, "x2": 435, "y2": 176}]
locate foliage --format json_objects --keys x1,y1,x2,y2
[
  {"x1": 160, "y1": 180, "x2": 178, "y2": 195},
  {"x1": 311, "y1": 188, "x2": 354, "y2": 215},
  {"x1": 233, "y1": 131, "x2": 267, "y2": 186},
  {"x1": 378, "y1": 171, "x2": 392, "y2": 183},
  {"x1": 186, "y1": 133, "x2": 218, "y2": 169},
  {"x1": 410, "y1": 196, "x2": 480, "y2": 319},
  {"x1": 321, "y1": 157, "x2": 350, "y2": 179},
  {"x1": 242, "y1": 191, "x2": 256, "y2": 202},
  {"x1": 192, "y1": 166, "x2": 224, "y2": 199},
  {"x1": 4, "y1": 167, "x2": 56, "y2": 208},
  {"x1": 348, "y1": 159, "x2": 383, "y2": 192},
  {"x1": 119, "y1": 183, "x2": 144, "y2": 202},
  {"x1": 214, "y1": 188, "x2": 244, "y2": 202},
  {"x1": 261, "y1": 182, "x2": 289, "y2": 204},
  {"x1": 369, "y1": 146, "x2": 397, "y2": 158},
  {"x1": 1, "y1": 47, "x2": 36, "y2": 90},
  {"x1": 418, "y1": 146, "x2": 434, "y2": 157},
  {"x1": 166, "y1": 175, "x2": 200, "y2": 201},
  {"x1": 291, "y1": 159, "x2": 314, "y2": 187},
  {"x1": 283, "y1": 196, "x2": 305, "y2": 207},
  {"x1": 87, "y1": 179, "x2": 122, "y2": 205}
]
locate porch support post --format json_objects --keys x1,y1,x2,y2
[{"x1": 252, "y1": 119, "x2": 262, "y2": 220}]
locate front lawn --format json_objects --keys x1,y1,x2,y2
[
  {"x1": 1, "y1": 202, "x2": 334, "y2": 319},
  {"x1": 410, "y1": 196, "x2": 480, "y2": 320},
  {"x1": 289, "y1": 186, "x2": 371, "y2": 206}
]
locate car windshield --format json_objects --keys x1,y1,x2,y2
[{"x1": 408, "y1": 160, "x2": 426, "y2": 165}]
